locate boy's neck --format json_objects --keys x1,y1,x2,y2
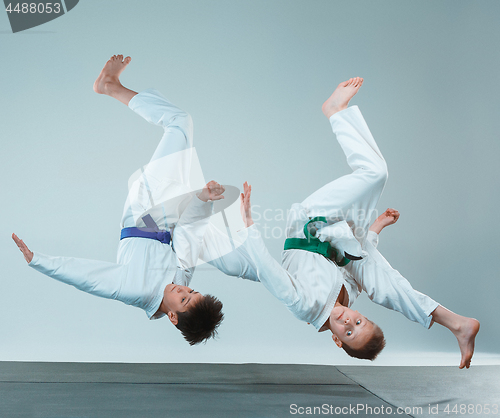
[
  {"x1": 337, "y1": 284, "x2": 349, "y2": 306},
  {"x1": 319, "y1": 288, "x2": 348, "y2": 332}
]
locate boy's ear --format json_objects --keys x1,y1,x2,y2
[
  {"x1": 168, "y1": 311, "x2": 178, "y2": 326},
  {"x1": 331, "y1": 333, "x2": 342, "y2": 348}
]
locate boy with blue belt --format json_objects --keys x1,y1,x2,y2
[{"x1": 12, "y1": 55, "x2": 259, "y2": 345}]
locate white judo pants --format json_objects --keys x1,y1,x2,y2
[
  {"x1": 302, "y1": 106, "x2": 388, "y2": 238},
  {"x1": 121, "y1": 89, "x2": 259, "y2": 281},
  {"x1": 121, "y1": 89, "x2": 199, "y2": 231},
  {"x1": 300, "y1": 106, "x2": 439, "y2": 328}
]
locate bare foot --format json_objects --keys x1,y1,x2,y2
[
  {"x1": 454, "y1": 317, "x2": 480, "y2": 369},
  {"x1": 369, "y1": 208, "x2": 400, "y2": 235},
  {"x1": 322, "y1": 77, "x2": 363, "y2": 118},
  {"x1": 93, "y1": 54, "x2": 132, "y2": 96}
]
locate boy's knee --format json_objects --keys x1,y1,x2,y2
[
  {"x1": 176, "y1": 113, "x2": 193, "y2": 143},
  {"x1": 173, "y1": 112, "x2": 192, "y2": 131},
  {"x1": 181, "y1": 113, "x2": 193, "y2": 130},
  {"x1": 161, "y1": 110, "x2": 191, "y2": 127},
  {"x1": 162, "y1": 112, "x2": 193, "y2": 143},
  {"x1": 370, "y1": 161, "x2": 388, "y2": 186}
]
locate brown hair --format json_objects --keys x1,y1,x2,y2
[
  {"x1": 175, "y1": 294, "x2": 224, "y2": 345},
  {"x1": 342, "y1": 322, "x2": 386, "y2": 360}
]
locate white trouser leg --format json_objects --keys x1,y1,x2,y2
[
  {"x1": 129, "y1": 88, "x2": 194, "y2": 180},
  {"x1": 120, "y1": 89, "x2": 196, "y2": 229},
  {"x1": 300, "y1": 106, "x2": 388, "y2": 240},
  {"x1": 344, "y1": 239, "x2": 439, "y2": 328}
]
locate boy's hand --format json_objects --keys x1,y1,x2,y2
[
  {"x1": 378, "y1": 208, "x2": 400, "y2": 227},
  {"x1": 198, "y1": 180, "x2": 225, "y2": 202},
  {"x1": 240, "y1": 181, "x2": 254, "y2": 227},
  {"x1": 12, "y1": 233, "x2": 33, "y2": 263},
  {"x1": 369, "y1": 208, "x2": 400, "y2": 234}
]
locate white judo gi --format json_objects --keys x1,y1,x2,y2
[
  {"x1": 238, "y1": 106, "x2": 439, "y2": 330},
  {"x1": 29, "y1": 89, "x2": 258, "y2": 320}
]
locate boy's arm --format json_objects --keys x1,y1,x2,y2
[
  {"x1": 238, "y1": 182, "x2": 299, "y2": 306},
  {"x1": 13, "y1": 233, "x2": 127, "y2": 301},
  {"x1": 238, "y1": 225, "x2": 299, "y2": 306},
  {"x1": 367, "y1": 208, "x2": 400, "y2": 247},
  {"x1": 172, "y1": 181, "x2": 224, "y2": 283},
  {"x1": 368, "y1": 208, "x2": 399, "y2": 234},
  {"x1": 199, "y1": 224, "x2": 260, "y2": 282}
]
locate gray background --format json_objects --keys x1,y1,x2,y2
[{"x1": 0, "y1": 0, "x2": 498, "y2": 366}]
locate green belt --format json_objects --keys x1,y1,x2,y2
[{"x1": 283, "y1": 216, "x2": 351, "y2": 267}]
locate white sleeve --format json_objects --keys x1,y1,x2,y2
[
  {"x1": 172, "y1": 195, "x2": 213, "y2": 283},
  {"x1": 238, "y1": 225, "x2": 299, "y2": 307},
  {"x1": 199, "y1": 223, "x2": 260, "y2": 282},
  {"x1": 29, "y1": 252, "x2": 128, "y2": 300},
  {"x1": 366, "y1": 230, "x2": 379, "y2": 248}
]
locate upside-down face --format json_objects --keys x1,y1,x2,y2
[{"x1": 329, "y1": 305, "x2": 375, "y2": 349}]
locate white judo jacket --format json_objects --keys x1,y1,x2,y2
[{"x1": 29, "y1": 195, "x2": 213, "y2": 320}]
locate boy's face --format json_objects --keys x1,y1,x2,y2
[
  {"x1": 162, "y1": 284, "x2": 203, "y2": 320},
  {"x1": 329, "y1": 305, "x2": 375, "y2": 349}
]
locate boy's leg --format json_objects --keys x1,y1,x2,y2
[
  {"x1": 128, "y1": 88, "x2": 193, "y2": 179},
  {"x1": 345, "y1": 238, "x2": 479, "y2": 369},
  {"x1": 294, "y1": 78, "x2": 388, "y2": 240},
  {"x1": 94, "y1": 54, "x2": 193, "y2": 175},
  {"x1": 430, "y1": 306, "x2": 480, "y2": 369},
  {"x1": 345, "y1": 239, "x2": 440, "y2": 328},
  {"x1": 94, "y1": 54, "x2": 137, "y2": 106},
  {"x1": 366, "y1": 211, "x2": 480, "y2": 369},
  {"x1": 122, "y1": 89, "x2": 196, "y2": 230},
  {"x1": 94, "y1": 55, "x2": 196, "y2": 229}
]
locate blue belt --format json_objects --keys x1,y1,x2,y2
[{"x1": 120, "y1": 214, "x2": 171, "y2": 244}]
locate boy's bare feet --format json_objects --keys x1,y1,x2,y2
[
  {"x1": 322, "y1": 77, "x2": 363, "y2": 118},
  {"x1": 369, "y1": 208, "x2": 400, "y2": 235},
  {"x1": 93, "y1": 55, "x2": 137, "y2": 106},
  {"x1": 93, "y1": 54, "x2": 131, "y2": 95},
  {"x1": 454, "y1": 317, "x2": 480, "y2": 369},
  {"x1": 431, "y1": 306, "x2": 480, "y2": 369}
]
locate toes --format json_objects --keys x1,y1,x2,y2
[{"x1": 124, "y1": 56, "x2": 132, "y2": 64}]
